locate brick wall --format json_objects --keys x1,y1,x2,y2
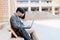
[
  {"x1": 10, "y1": 0, "x2": 15, "y2": 15},
  {"x1": 0, "y1": 0, "x2": 9, "y2": 22}
]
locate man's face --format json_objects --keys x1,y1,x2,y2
[{"x1": 16, "y1": 11, "x2": 24, "y2": 18}]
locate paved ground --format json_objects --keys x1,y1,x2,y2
[
  {"x1": 31, "y1": 19, "x2": 60, "y2": 40},
  {"x1": 0, "y1": 23, "x2": 11, "y2": 40}
]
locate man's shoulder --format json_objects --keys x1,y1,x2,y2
[{"x1": 10, "y1": 13, "x2": 16, "y2": 19}]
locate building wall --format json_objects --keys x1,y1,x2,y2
[
  {"x1": 0, "y1": 0, "x2": 60, "y2": 22},
  {"x1": 0, "y1": 0, "x2": 9, "y2": 22},
  {"x1": 10, "y1": 0, "x2": 15, "y2": 15},
  {"x1": 10, "y1": 0, "x2": 60, "y2": 13},
  {"x1": 52, "y1": 0, "x2": 60, "y2": 6}
]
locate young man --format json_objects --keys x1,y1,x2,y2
[{"x1": 10, "y1": 7, "x2": 38, "y2": 40}]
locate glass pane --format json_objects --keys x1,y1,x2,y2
[
  {"x1": 41, "y1": 0, "x2": 52, "y2": 3},
  {"x1": 31, "y1": 7, "x2": 39, "y2": 11},
  {"x1": 42, "y1": 7, "x2": 48, "y2": 11},
  {"x1": 17, "y1": 0, "x2": 28, "y2": 4},
  {"x1": 19, "y1": 7, "x2": 28, "y2": 11},
  {"x1": 55, "y1": 8, "x2": 59, "y2": 10},
  {"x1": 42, "y1": 7, "x2": 52, "y2": 12},
  {"x1": 23, "y1": 7, "x2": 28, "y2": 11},
  {"x1": 31, "y1": 0, "x2": 39, "y2": 3},
  {"x1": 55, "y1": 7, "x2": 60, "y2": 15}
]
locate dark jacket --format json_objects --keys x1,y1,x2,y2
[{"x1": 10, "y1": 13, "x2": 24, "y2": 31}]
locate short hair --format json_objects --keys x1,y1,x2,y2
[
  {"x1": 16, "y1": 7, "x2": 26, "y2": 19},
  {"x1": 16, "y1": 7, "x2": 26, "y2": 13}
]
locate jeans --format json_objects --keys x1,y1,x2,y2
[
  {"x1": 18, "y1": 28, "x2": 32, "y2": 40},
  {"x1": 12, "y1": 28, "x2": 32, "y2": 40}
]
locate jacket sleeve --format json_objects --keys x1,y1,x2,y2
[
  {"x1": 10, "y1": 16, "x2": 31, "y2": 29},
  {"x1": 10, "y1": 16, "x2": 21, "y2": 29}
]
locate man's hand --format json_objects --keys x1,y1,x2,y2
[{"x1": 24, "y1": 25, "x2": 31, "y2": 29}]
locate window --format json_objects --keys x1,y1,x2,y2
[
  {"x1": 17, "y1": 0, "x2": 28, "y2": 4},
  {"x1": 55, "y1": 8, "x2": 59, "y2": 11},
  {"x1": 41, "y1": 0, "x2": 52, "y2": 3},
  {"x1": 23, "y1": 7, "x2": 28, "y2": 11},
  {"x1": 55, "y1": 7, "x2": 60, "y2": 15},
  {"x1": 18, "y1": 7, "x2": 28, "y2": 11},
  {"x1": 42, "y1": 7, "x2": 52, "y2": 12},
  {"x1": 42, "y1": 7, "x2": 48, "y2": 11},
  {"x1": 31, "y1": 7, "x2": 39, "y2": 11},
  {"x1": 31, "y1": 0, "x2": 39, "y2": 3}
]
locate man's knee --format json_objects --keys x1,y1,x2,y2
[{"x1": 31, "y1": 29, "x2": 35, "y2": 33}]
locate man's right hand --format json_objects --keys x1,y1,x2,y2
[{"x1": 24, "y1": 25, "x2": 31, "y2": 29}]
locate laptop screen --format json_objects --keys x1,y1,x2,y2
[{"x1": 23, "y1": 20, "x2": 34, "y2": 27}]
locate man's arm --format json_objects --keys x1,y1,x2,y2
[
  {"x1": 10, "y1": 16, "x2": 31, "y2": 29},
  {"x1": 10, "y1": 16, "x2": 20, "y2": 29}
]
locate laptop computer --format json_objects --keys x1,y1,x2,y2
[
  {"x1": 30, "y1": 20, "x2": 34, "y2": 27},
  {"x1": 24, "y1": 20, "x2": 34, "y2": 29}
]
